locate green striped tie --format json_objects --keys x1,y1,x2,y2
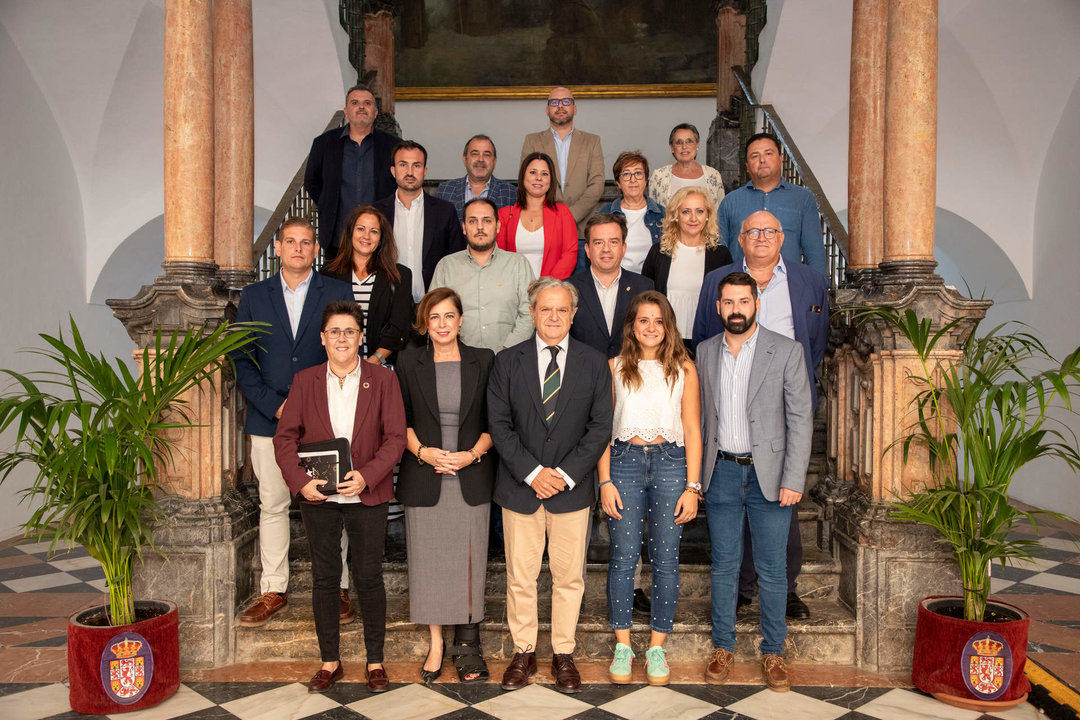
[{"x1": 543, "y1": 345, "x2": 561, "y2": 425}]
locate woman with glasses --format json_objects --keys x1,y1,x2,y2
[
  {"x1": 496, "y1": 152, "x2": 578, "y2": 279},
  {"x1": 323, "y1": 205, "x2": 413, "y2": 367},
  {"x1": 597, "y1": 151, "x2": 664, "y2": 273},
  {"x1": 641, "y1": 187, "x2": 733, "y2": 350},
  {"x1": 648, "y1": 124, "x2": 725, "y2": 210},
  {"x1": 274, "y1": 301, "x2": 407, "y2": 694},
  {"x1": 395, "y1": 287, "x2": 496, "y2": 684}
]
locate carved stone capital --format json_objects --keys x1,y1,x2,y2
[{"x1": 107, "y1": 267, "x2": 235, "y2": 347}]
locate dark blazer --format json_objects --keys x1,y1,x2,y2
[
  {"x1": 690, "y1": 259, "x2": 829, "y2": 410},
  {"x1": 640, "y1": 243, "x2": 734, "y2": 297},
  {"x1": 303, "y1": 126, "x2": 400, "y2": 253},
  {"x1": 234, "y1": 272, "x2": 355, "y2": 437},
  {"x1": 274, "y1": 362, "x2": 407, "y2": 506},
  {"x1": 372, "y1": 192, "x2": 466, "y2": 292},
  {"x1": 487, "y1": 336, "x2": 613, "y2": 515},
  {"x1": 322, "y1": 263, "x2": 413, "y2": 364},
  {"x1": 567, "y1": 269, "x2": 654, "y2": 358},
  {"x1": 394, "y1": 342, "x2": 497, "y2": 507}
]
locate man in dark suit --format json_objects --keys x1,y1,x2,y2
[
  {"x1": 373, "y1": 140, "x2": 465, "y2": 303},
  {"x1": 234, "y1": 217, "x2": 355, "y2": 627},
  {"x1": 691, "y1": 210, "x2": 828, "y2": 621},
  {"x1": 487, "y1": 277, "x2": 612, "y2": 694},
  {"x1": 568, "y1": 213, "x2": 654, "y2": 358},
  {"x1": 303, "y1": 84, "x2": 400, "y2": 257},
  {"x1": 435, "y1": 134, "x2": 518, "y2": 222}
]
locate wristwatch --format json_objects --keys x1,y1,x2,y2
[
  {"x1": 373, "y1": 351, "x2": 387, "y2": 365},
  {"x1": 686, "y1": 481, "x2": 703, "y2": 497}
]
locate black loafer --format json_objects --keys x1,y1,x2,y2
[
  {"x1": 786, "y1": 592, "x2": 811, "y2": 619},
  {"x1": 736, "y1": 594, "x2": 753, "y2": 614},
  {"x1": 633, "y1": 588, "x2": 652, "y2": 614}
]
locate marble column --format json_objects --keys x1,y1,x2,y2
[
  {"x1": 847, "y1": 0, "x2": 886, "y2": 276},
  {"x1": 213, "y1": 0, "x2": 256, "y2": 290},
  {"x1": 715, "y1": 7, "x2": 746, "y2": 114},
  {"x1": 365, "y1": 9, "x2": 396, "y2": 115}
]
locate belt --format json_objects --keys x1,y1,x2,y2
[{"x1": 718, "y1": 450, "x2": 753, "y2": 466}]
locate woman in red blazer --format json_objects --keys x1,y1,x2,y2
[
  {"x1": 496, "y1": 152, "x2": 578, "y2": 279},
  {"x1": 274, "y1": 301, "x2": 406, "y2": 694}
]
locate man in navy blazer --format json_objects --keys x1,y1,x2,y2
[
  {"x1": 372, "y1": 140, "x2": 465, "y2": 301},
  {"x1": 568, "y1": 213, "x2": 654, "y2": 359},
  {"x1": 435, "y1": 134, "x2": 517, "y2": 222},
  {"x1": 234, "y1": 218, "x2": 354, "y2": 626},
  {"x1": 691, "y1": 211, "x2": 828, "y2": 621},
  {"x1": 303, "y1": 84, "x2": 400, "y2": 257}
]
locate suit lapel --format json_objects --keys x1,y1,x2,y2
[
  {"x1": 711, "y1": 341, "x2": 723, "y2": 425},
  {"x1": 613, "y1": 278, "x2": 636, "y2": 338},
  {"x1": 578, "y1": 280, "x2": 608, "y2": 341},
  {"x1": 565, "y1": 132, "x2": 583, "y2": 190},
  {"x1": 294, "y1": 272, "x2": 323, "y2": 350},
  {"x1": 313, "y1": 369, "x2": 336, "y2": 440},
  {"x1": 351, "y1": 364, "x2": 374, "y2": 447},
  {"x1": 421, "y1": 194, "x2": 437, "y2": 273},
  {"x1": 746, "y1": 331, "x2": 774, "y2": 406},
  {"x1": 788, "y1": 270, "x2": 808, "y2": 345},
  {"x1": 521, "y1": 341, "x2": 545, "y2": 421},
  {"x1": 459, "y1": 346, "x2": 479, "y2": 428},
  {"x1": 414, "y1": 348, "x2": 439, "y2": 422},
  {"x1": 267, "y1": 275, "x2": 295, "y2": 344},
  {"x1": 549, "y1": 340, "x2": 581, "y2": 430}
]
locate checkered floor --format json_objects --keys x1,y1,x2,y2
[{"x1": 0, "y1": 541, "x2": 107, "y2": 596}]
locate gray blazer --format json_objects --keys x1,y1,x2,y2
[{"x1": 696, "y1": 325, "x2": 813, "y2": 501}]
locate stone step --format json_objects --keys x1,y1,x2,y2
[{"x1": 234, "y1": 594, "x2": 855, "y2": 665}]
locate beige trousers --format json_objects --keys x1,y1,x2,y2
[{"x1": 502, "y1": 505, "x2": 590, "y2": 655}]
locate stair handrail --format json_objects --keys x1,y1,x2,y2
[{"x1": 733, "y1": 67, "x2": 849, "y2": 289}]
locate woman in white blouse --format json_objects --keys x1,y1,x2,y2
[
  {"x1": 648, "y1": 123, "x2": 726, "y2": 210},
  {"x1": 598, "y1": 290, "x2": 702, "y2": 686}
]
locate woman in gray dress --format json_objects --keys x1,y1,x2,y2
[{"x1": 395, "y1": 287, "x2": 496, "y2": 683}]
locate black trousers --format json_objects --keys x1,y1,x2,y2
[
  {"x1": 739, "y1": 508, "x2": 802, "y2": 594},
  {"x1": 300, "y1": 501, "x2": 389, "y2": 663}
]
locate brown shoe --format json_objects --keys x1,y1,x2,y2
[
  {"x1": 500, "y1": 651, "x2": 537, "y2": 691},
  {"x1": 762, "y1": 654, "x2": 791, "y2": 691},
  {"x1": 306, "y1": 663, "x2": 343, "y2": 693},
  {"x1": 551, "y1": 653, "x2": 581, "y2": 694},
  {"x1": 705, "y1": 647, "x2": 734, "y2": 684},
  {"x1": 339, "y1": 589, "x2": 355, "y2": 624},
  {"x1": 239, "y1": 592, "x2": 287, "y2": 627},
  {"x1": 367, "y1": 665, "x2": 390, "y2": 692}
]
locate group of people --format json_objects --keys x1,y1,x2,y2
[{"x1": 233, "y1": 82, "x2": 830, "y2": 697}]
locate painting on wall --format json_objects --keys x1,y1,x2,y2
[{"x1": 393, "y1": 0, "x2": 718, "y2": 99}]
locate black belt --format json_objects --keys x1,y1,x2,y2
[{"x1": 718, "y1": 450, "x2": 753, "y2": 466}]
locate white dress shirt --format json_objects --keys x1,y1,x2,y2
[
  {"x1": 324, "y1": 359, "x2": 363, "y2": 504},
  {"x1": 592, "y1": 269, "x2": 622, "y2": 334},
  {"x1": 746, "y1": 256, "x2": 795, "y2": 341},
  {"x1": 281, "y1": 269, "x2": 314, "y2": 339},
  {"x1": 551, "y1": 128, "x2": 573, "y2": 191},
  {"x1": 524, "y1": 333, "x2": 576, "y2": 489},
  {"x1": 718, "y1": 327, "x2": 758, "y2": 454},
  {"x1": 394, "y1": 192, "x2": 426, "y2": 302}
]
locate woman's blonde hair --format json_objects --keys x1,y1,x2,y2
[
  {"x1": 659, "y1": 186, "x2": 720, "y2": 256},
  {"x1": 617, "y1": 291, "x2": 689, "y2": 392}
]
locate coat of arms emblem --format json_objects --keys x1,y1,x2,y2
[
  {"x1": 99, "y1": 631, "x2": 155, "y2": 704},
  {"x1": 961, "y1": 630, "x2": 1012, "y2": 700}
]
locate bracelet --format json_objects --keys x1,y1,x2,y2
[
  {"x1": 374, "y1": 351, "x2": 387, "y2": 365},
  {"x1": 416, "y1": 445, "x2": 426, "y2": 465},
  {"x1": 598, "y1": 479, "x2": 613, "y2": 487},
  {"x1": 684, "y1": 488, "x2": 703, "y2": 499},
  {"x1": 469, "y1": 448, "x2": 481, "y2": 464}
]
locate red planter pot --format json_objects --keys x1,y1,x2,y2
[
  {"x1": 67, "y1": 600, "x2": 180, "y2": 715},
  {"x1": 912, "y1": 596, "x2": 1030, "y2": 711}
]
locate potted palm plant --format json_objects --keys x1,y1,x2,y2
[
  {"x1": 0, "y1": 317, "x2": 258, "y2": 714},
  {"x1": 859, "y1": 307, "x2": 1080, "y2": 711}
]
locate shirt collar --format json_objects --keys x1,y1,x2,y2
[
  {"x1": 722, "y1": 325, "x2": 759, "y2": 354},
  {"x1": 281, "y1": 268, "x2": 314, "y2": 291},
  {"x1": 535, "y1": 332, "x2": 570, "y2": 355},
  {"x1": 746, "y1": 178, "x2": 791, "y2": 192},
  {"x1": 466, "y1": 245, "x2": 499, "y2": 265},
  {"x1": 591, "y1": 268, "x2": 621, "y2": 290},
  {"x1": 550, "y1": 127, "x2": 573, "y2": 142},
  {"x1": 326, "y1": 359, "x2": 362, "y2": 382},
  {"x1": 741, "y1": 255, "x2": 787, "y2": 276}
]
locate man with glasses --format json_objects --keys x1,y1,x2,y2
[
  {"x1": 691, "y1": 210, "x2": 828, "y2": 622},
  {"x1": 234, "y1": 218, "x2": 355, "y2": 627},
  {"x1": 718, "y1": 133, "x2": 827, "y2": 277}
]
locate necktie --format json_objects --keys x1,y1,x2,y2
[{"x1": 543, "y1": 345, "x2": 561, "y2": 425}]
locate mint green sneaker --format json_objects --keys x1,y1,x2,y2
[
  {"x1": 645, "y1": 645, "x2": 670, "y2": 685},
  {"x1": 609, "y1": 642, "x2": 635, "y2": 684}
]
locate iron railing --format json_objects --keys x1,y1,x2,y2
[{"x1": 733, "y1": 67, "x2": 849, "y2": 289}]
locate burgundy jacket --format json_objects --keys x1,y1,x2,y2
[{"x1": 274, "y1": 361, "x2": 406, "y2": 505}]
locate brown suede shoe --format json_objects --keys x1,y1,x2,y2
[
  {"x1": 367, "y1": 666, "x2": 390, "y2": 692},
  {"x1": 762, "y1": 654, "x2": 791, "y2": 691},
  {"x1": 239, "y1": 592, "x2": 287, "y2": 627},
  {"x1": 705, "y1": 647, "x2": 734, "y2": 684},
  {"x1": 551, "y1": 653, "x2": 582, "y2": 694},
  {"x1": 306, "y1": 663, "x2": 343, "y2": 693},
  {"x1": 500, "y1": 651, "x2": 537, "y2": 691},
  {"x1": 339, "y1": 588, "x2": 355, "y2": 624}
]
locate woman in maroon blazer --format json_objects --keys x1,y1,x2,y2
[{"x1": 274, "y1": 301, "x2": 407, "y2": 694}]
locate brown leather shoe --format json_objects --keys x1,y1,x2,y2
[
  {"x1": 367, "y1": 665, "x2": 390, "y2": 692},
  {"x1": 551, "y1": 653, "x2": 581, "y2": 694},
  {"x1": 500, "y1": 651, "x2": 537, "y2": 691},
  {"x1": 762, "y1": 654, "x2": 791, "y2": 691},
  {"x1": 239, "y1": 592, "x2": 287, "y2": 627},
  {"x1": 705, "y1": 647, "x2": 734, "y2": 684},
  {"x1": 339, "y1": 588, "x2": 355, "y2": 624},
  {"x1": 306, "y1": 663, "x2": 343, "y2": 693}
]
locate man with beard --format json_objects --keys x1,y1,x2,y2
[
  {"x1": 436, "y1": 135, "x2": 517, "y2": 222},
  {"x1": 430, "y1": 198, "x2": 535, "y2": 351},
  {"x1": 696, "y1": 271, "x2": 812, "y2": 692},
  {"x1": 373, "y1": 141, "x2": 464, "y2": 303}
]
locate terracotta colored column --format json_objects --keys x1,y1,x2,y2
[
  {"x1": 848, "y1": 0, "x2": 887, "y2": 270},
  {"x1": 882, "y1": 0, "x2": 937, "y2": 264},
  {"x1": 213, "y1": 0, "x2": 255, "y2": 287},
  {"x1": 163, "y1": 0, "x2": 215, "y2": 272},
  {"x1": 365, "y1": 9, "x2": 396, "y2": 115},
  {"x1": 716, "y1": 7, "x2": 746, "y2": 114}
]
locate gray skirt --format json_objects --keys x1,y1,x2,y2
[{"x1": 404, "y1": 475, "x2": 490, "y2": 625}]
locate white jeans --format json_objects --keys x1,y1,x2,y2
[{"x1": 249, "y1": 435, "x2": 349, "y2": 593}]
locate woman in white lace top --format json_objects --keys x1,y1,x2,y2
[{"x1": 598, "y1": 290, "x2": 702, "y2": 686}]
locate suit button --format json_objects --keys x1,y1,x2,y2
[{"x1": 292, "y1": 356, "x2": 298, "y2": 362}]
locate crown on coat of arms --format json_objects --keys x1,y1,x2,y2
[
  {"x1": 109, "y1": 638, "x2": 143, "y2": 658},
  {"x1": 972, "y1": 635, "x2": 1004, "y2": 656}
]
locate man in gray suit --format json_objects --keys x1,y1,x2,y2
[{"x1": 696, "y1": 271, "x2": 812, "y2": 692}]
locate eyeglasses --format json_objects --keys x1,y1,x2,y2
[
  {"x1": 547, "y1": 98, "x2": 575, "y2": 107},
  {"x1": 741, "y1": 228, "x2": 781, "y2": 239},
  {"x1": 672, "y1": 138, "x2": 698, "y2": 146},
  {"x1": 325, "y1": 328, "x2": 360, "y2": 339},
  {"x1": 619, "y1": 170, "x2": 645, "y2": 181}
]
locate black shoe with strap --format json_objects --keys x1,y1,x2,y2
[{"x1": 450, "y1": 622, "x2": 489, "y2": 683}]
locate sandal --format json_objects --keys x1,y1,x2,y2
[{"x1": 450, "y1": 623, "x2": 489, "y2": 683}]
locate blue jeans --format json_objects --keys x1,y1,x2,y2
[
  {"x1": 606, "y1": 440, "x2": 687, "y2": 633},
  {"x1": 705, "y1": 457, "x2": 791, "y2": 655}
]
